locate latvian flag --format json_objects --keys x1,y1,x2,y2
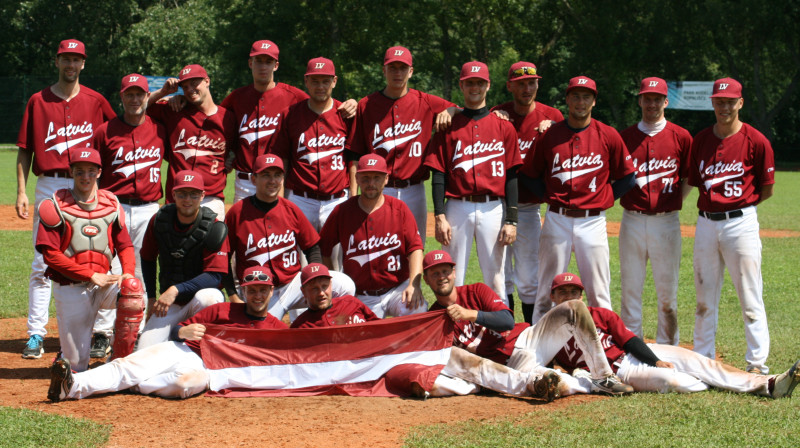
[{"x1": 201, "y1": 310, "x2": 454, "y2": 397}]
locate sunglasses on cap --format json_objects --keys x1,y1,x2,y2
[
  {"x1": 244, "y1": 272, "x2": 271, "y2": 283},
  {"x1": 512, "y1": 67, "x2": 538, "y2": 77}
]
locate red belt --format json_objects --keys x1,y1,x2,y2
[{"x1": 550, "y1": 205, "x2": 602, "y2": 218}]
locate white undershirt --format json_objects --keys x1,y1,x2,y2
[{"x1": 637, "y1": 118, "x2": 666, "y2": 137}]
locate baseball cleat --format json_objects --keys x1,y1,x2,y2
[
  {"x1": 771, "y1": 360, "x2": 800, "y2": 399},
  {"x1": 746, "y1": 366, "x2": 765, "y2": 375},
  {"x1": 22, "y1": 335, "x2": 44, "y2": 359},
  {"x1": 47, "y1": 357, "x2": 74, "y2": 402},
  {"x1": 527, "y1": 370, "x2": 561, "y2": 402},
  {"x1": 592, "y1": 374, "x2": 634, "y2": 396},
  {"x1": 90, "y1": 333, "x2": 111, "y2": 358}
]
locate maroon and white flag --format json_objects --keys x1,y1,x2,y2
[{"x1": 202, "y1": 311, "x2": 454, "y2": 397}]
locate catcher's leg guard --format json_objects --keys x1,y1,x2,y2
[{"x1": 111, "y1": 278, "x2": 144, "y2": 360}]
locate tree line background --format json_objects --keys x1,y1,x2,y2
[{"x1": 1, "y1": 0, "x2": 798, "y2": 164}]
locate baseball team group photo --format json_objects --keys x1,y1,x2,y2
[{"x1": 1, "y1": 2, "x2": 799, "y2": 447}]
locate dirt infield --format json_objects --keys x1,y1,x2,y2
[
  {"x1": 0, "y1": 317, "x2": 601, "y2": 447},
  {"x1": 4, "y1": 205, "x2": 799, "y2": 238}
]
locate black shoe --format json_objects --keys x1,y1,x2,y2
[
  {"x1": 90, "y1": 333, "x2": 111, "y2": 358},
  {"x1": 47, "y1": 358, "x2": 73, "y2": 402}
]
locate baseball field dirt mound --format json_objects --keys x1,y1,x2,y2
[{"x1": 0, "y1": 317, "x2": 601, "y2": 447}]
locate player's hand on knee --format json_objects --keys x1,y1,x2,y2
[
  {"x1": 435, "y1": 215, "x2": 452, "y2": 246},
  {"x1": 178, "y1": 323, "x2": 206, "y2": 341},
  {"x1": 499, "y1": 224, "x2": 517, "y2": 245},
  {"x1": 403, "y1": 284, "x2": 425, "y2": 310},
  {"x1": 153, "y1": 287, "x2": 179, "y2": 317},
  {"x1": 655, "y1": 360, "x2": 675, "y2": 369},
  {"x1": 90, "y1": 272, "x2": 121, "y2": 288}
]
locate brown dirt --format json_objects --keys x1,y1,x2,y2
[{"x1": 0, "y1": 317, "x2": 601, "y2": 447}]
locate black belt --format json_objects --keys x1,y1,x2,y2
[
  {"x1": 117, "y1": 197, "x2": 153, "y2": 206},
  {"x1": 699, "y1": 209, "x2": 744, "y2": 221},
  {"x1": 237, "y1": 172, "x2": 252, "y2": 180},
  {"x1": 357, "y1": 287, "x2": 392, "y2": 296},
  {"x1": 550, "y1": 205, "x2": 602, "y2": 218},
  {"x1": 43, "y1": 171, "x2": 71, "y2": 178},
  {"x1": 386, "y1": 179, "x2": 421, "y2": 188},
  {"x1": 296, "y1": 190, "x2": 346, "y2": 201},
  {"x1": 459, "y1": 194, "x2": 501, "y2": 203}
]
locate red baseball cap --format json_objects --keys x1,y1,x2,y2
[
  {"x1": 57, "y1": 39, "x2": 86, "y2": 58},
  {"x1": 68, "y1": 147, "x2": 101, "y2": 167},
  {"x1": 357, "y1": 154, "x2": 389, "y2": 174},
  {"x1": 241, "y1": 266, "x2": 274, "y2": 287},
  {"x1": 301, "y1": 263, "x2": 331, "y2": 286},
  {"x1": 566, "y1": 76, "x2": 597, "y2": 95},
  {"x1": 250, "y1": 40, "x2": 279, "y2": 60},
  {"x1": 551, "y1": 272, "x2": 584, "y2": 291},
  {"x1": 254, "y1": 154, "x2": 284, "y2": 173},
  {"x1": 423, "y1": 250, "x2": 456, "y2": 271},
  {"x1": 305, "y1": 57, "x2": 336, "y2": 76},
  {"x1": 710, "y1": 77, "x2": 742, "y2": 98},
  {"x1": 120, "y1": 73, "x2": 149, "y2": 93},
  {"x1": 460, "y1": 61, "x2": 490, "y2": 81},
  {"x1": 508, "y1": 61, "x2": 541, "y2": 81},
  {"x1": 638, "y1": 77, "x2": 668, "y2": 96},
  {"x1": 384, "y1": 46, "x2": 413, "y2": 66},
  {"x1": 178, "y1": 64, "x2": 208, "y2": 83},
  {"x1": 172, "y1": 170, "x2": 205, "y2": 192}
]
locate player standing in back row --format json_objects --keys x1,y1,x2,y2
[
  {"x1": 618, "y1": 77, "x2": 692, "y2": 345},
  {"x1": 492, "y1": 61, "x2": 563, "y2": 321},
  {"x1": 424, "y1": 61, "x2": 522, "y2": 304},
  {"x1": 521, "y1": 76, "x2": 635, "y2": 324},
  {"x1": 689, "y1": 77, "x2": 774, "y2": 374}
]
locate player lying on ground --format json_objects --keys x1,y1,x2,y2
[
  {"x1": 548, "y1": 272, "x2": 800, "y2": 398},
  {"x1": 290, "y1": 263, "x2": 561, "y2": 401},
  {"x1": 47, "y1": 266, "x2": 286, "y2": 401},
  {"x1": 421, "y1": 250, "x2": 634, "y2": 396}
]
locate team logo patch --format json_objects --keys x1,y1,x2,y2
[
  {"x1": 261, "y1": 43, "x2": 271, "y2": 49},
  {"x1": 182, "y1": 68, "x2": 191, "y2": 75},
  {"x1": 183, "y1": 174, "x2": 194, "y2": 181},
  {"x1": 564, "y1": 275, "x2": 573, "y2": 281},
  {"x1": 434, "y1": 253, "x2": 444, "y2": 261},
  {"x1": 315, "y1": 62, "x2": 325, "y2": 69},
  {"x1": 648, "y1": 81, "x2": 659, "y2": 87},
  {"x1": 719, "y1": 83, "x2": 729, "y2": 90},
  {"x1": 367, "y1": 159, "x2": 377, "y2": 166},
  {"x1": 394, "y1": 50, "x2": 404, "y2": 56},
  {"x1": 471, "y1": 66, "x2": 481, "y2": 73},
  {"x1": 266, "y1": 157, "x2": 276, "y2": 163},
  {"x1": 80, "y1": 151, "x2": 91, "y2": 158},
  {"x1": 577, "y1": 78, "x2": 588, "y2": 85},
  {"x1": 67, "y1": 42, "x2": 78, "y2": 49},
  {"x1": 310, "y1": 265, "x2": 320, "y2": 273},
  {"x1": 128, "y1": 76, "x2": 140, "y2": 82},
  {"x1": 82, "y1": 225, "x2": 99, "y2": 237}
]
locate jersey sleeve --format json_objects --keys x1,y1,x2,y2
[
  {"x1": 687, "y1": 134, "x2": 704, "y2": 188},
  {"x1": 474, "y1": 283, "x2": 510, "y2": 312},
  {"x1": 146, "y1": 102, "x2": 170, "y2": 124},
  {"x1": 423, "y1": 131, "x2": 448, "y2": 172},
  {"x1": 139, "y1": 215, "x2": 159, "y2": 262},
  {"x1": 595, "y1": 308, "x2": 637, "y2": 348},
  {"x1": 605, "y1": 127, "x2": 635, "y2": 180},
  {"x1": 503, "y1": 121, "x2": 523, "y2": 169},
  {"x1": 318, "y1": 204, "x2": 341, "y2": 257},
  {"x1": 754, "y1": 132, "x2": 776, "y2": 186},
  {"x1": 202, "y1": 226, "x2": 230, "y2": 273},
  {"x1": 265, "y1": 106, "x2": 292, "y2": 159},
  {"x1": 422, "y1": 92, "x2": 456, "y2": 116},
  {"x1": 347, "y1": 99, "x2": 370, "y2": 155},
  {"x1": 99, "y1": 96, "x2": 117, "y2": 122},
  {"x1": 677, "y1": 127, "x2": 693, "y2": 179}
]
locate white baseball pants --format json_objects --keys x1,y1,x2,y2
[
  {"x1": 234, "y1": 173, "x2": 256, "y2": 203},
  {"x1": 504, "y1": 203, "x2": 542, "y2": 304},
  {"x1": 356, "y1": 279, "x2": 428, "y2": 319},
  {"x1": 384, "y1": 183, "x2": 427, "y2": 244},
  {"x1": 201, "y1": 196, "x2": 226, "y2": 221},
  {"x1": 288, "y1": 189, "x2": 348, "y2": 270},
  {"x1": 532, "y1": 210, "x2": 612, "y2": 324},
  {"x1": 693, "y1": 206, "x2": 769, "y2": 373},
  {"x1": 443, "y1": 198, "x2": 507, "y2": 304},
  {"x1": 52, "y1": 281, "x2": 119, "y2": 372},
  {"x1": 68, "y1": 341, "x2": 207, "y2": 399},
  {"x1": 137, "y1": 289, "x2": 224, "y2": 350},
  {"x1": 619, "y1": 210, "x2": 681, "y2": 345}
]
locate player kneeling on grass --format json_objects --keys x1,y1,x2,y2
[
  {"x1": 47, "y1": 266, "x2": 287, "y2": 401},
  {"x1": 291, "y1": 263, "x2": 561, "y2": 401},
  {"x1": 422, "y1": 250, "x2": 634, "y2": 397},
  {"x1": 549, "y1": 272, "x2": 800, "y2": 398}
]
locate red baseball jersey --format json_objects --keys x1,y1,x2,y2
[
  {"x1": 424, "y1": 114, "x2": 522, "y2": 198},
  {"x1": 94, "y1": 116, "x2": 166, "y2": 202},
  {"x1": 139, "y1": 213, "x2": 229, "y2": 273},
  {"x1": 267, "y1": 99, "x2": 353, "y2": 196},
  {"x1": 349, "y1": 89, "x2": 455, "y2": 182},
  {"x1": 289, "y1": 295, "x2": 380, "y2": 329},
  {"x1": 521, "y1": 119, "x2": 635, "y2": 210},
  {"x1": 319, "y1": 195, "x2": 422, "y2": 291},
  {"x1": 553, "y1": 306, "x2": 635, "y2": 373},
  {"x1": 225, "y1": 197, "x2": 320, "y2": 286},
  {"x1": 619, "y1": 121, "x2": 692, "y2": 213},
  {"x1": 492, "y1": 101, "x2": 564, "y2": 203},
  {"x1": 688, "y1": 123, "x2": 775, "y2": 213},
  {"x1": 181, "y1": 302, "x2": 288, "y2": 354},
  {"x1": 220, "y1": 83, "x2": 309, "y2": 173},
  {"x1": 429, "y1": 283, "x2": 528, "y2": 365},
  {"x1": 18, "y1": 86, "x2": 116, "y2": 175},
  {"x1": 148, "y1": 102, "x2": 237, "y2": 200}
]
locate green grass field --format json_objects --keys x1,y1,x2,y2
[{"x1": 0, "y1": 148, "x2": 798, "y2": 447}]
